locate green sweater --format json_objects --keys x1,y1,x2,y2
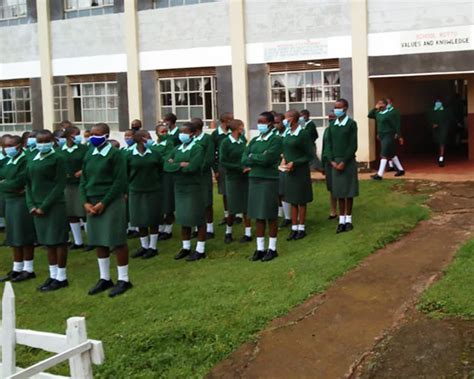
[
  {"x1": 126, "y1": 147, "x2": 163, "y2": 193},
  {"x1": 212, "y1": 126, "x2": 230, "y2": 171},
  {"x1": 58, "y1": 144, "x2": 88, "y2": 185},
  {"x1": 153, "y1": 139, "x2": 175, "y2": 161},
  {"x1": 304, "y1": 120, "x2": 319, "y2": 142},
  {"x1": 164, "y1": 139, "x2": 204, "y2": 186},
  {"x1": 325, "y1": 117, "x2": 358, "y2": 164},
  {"x1": 427, "y1": 108, "x2": 453, "y2": 129},
  {"x1": 321, "y1": 127, "x2": 331, "y2": 166},
  {"x1": 219, "y1": 135, "x2": 247, "y2": 180},
  {"x1": 0, "y1": 151, "x2": 28, "y2": 199},
  {"x1": 241, "y1": 130, "x2": 282, "y2": 180},
  {"x1": 168, "y1": 126, "x2": 181, "y2": 147},
  {"x1": 80, "y1": 143, "x2": 127, "y2": 206},
  {"x1": 368, "y1": 108, "x2": 400, "y2": 136},
  {"x1": 282, "y1": 127, "x2": 314, "y2": 167},
  {"x1": 26, "y1": 150, "x2": 66, "y2": 212},
  {"x1": 194, "y1": 132, "x2": 215, "y2": 172}
]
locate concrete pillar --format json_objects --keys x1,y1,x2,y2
[
  {"x1": 37, "y1": 0, "x2": 54, "y2": 129},
  {"x1": 124, "y1": 0, "x2": 143, "y2": 123},
  {"x1": 350, "y1": 0, "x2": 375, "y2": 165},
  {"x1": 228, "y1": 0, "x2": 250, "y2": 139}
]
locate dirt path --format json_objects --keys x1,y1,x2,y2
[{"x1": 208, "y1": 182, "x2": 474, "y2": 379}]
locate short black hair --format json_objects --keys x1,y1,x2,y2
[
  {"x1": 260, "y1": 111, "x2": 275, "y2": 123},
  {"x1": 37, "y1": 129, "x2": 54, "y2": 141},
  {"x1": 93, "y1": 123, "x2": 110, "y2": 135},
  {"x1": 133, "y1": 130, "x2": 150, "y2": 144},
  {"x1": 181, "y1": 121, "x2": 197, "y2": 134},
  {"x1": 64, "y1": 125, "x2": 81, "y2": 139},
  {"x1": 228, "y1": 119, "x2": 244, "y2": 132},
  {"x1": 300, "y1": 109, "x2": 310, "y2": 116},
  {"x1": 53, "y1": 129, "x2": 65, "y2": 138},
  {"x1": 336, "y1": 98, "x2": 349, "y2": 108},
  {"x1": 163, "y1": 113, "x2": 177, "y2": 125},
  {"x1": 191, "y1": 117, "x2": 204, "y2": 131},
  {"x1": 5, "y1": 135, "x2": 21, "y2": 145}
]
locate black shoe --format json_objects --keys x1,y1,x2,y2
[
  {"x1": 394, "y1": 170, "x2": 405, "y2": 177},
  {"x1": 250, "y1": 250, "x2": 265, "y2": 261},
  {"x1": 336, "y1": 223, "x2": 346, "y2": 234},
  {"x1": 0, "y1": 271, "x2": 21, "y2": 282},
  {"x1": 132, "y1": 247, "x2": 148, "y2": 259},
  {"x1": 12, "y1": 271, "x2": 36, "y2": 283},
  {"x1": 191, "y1": 231, "x2": 198, "y2": 239},
  {"x1": 239, "y1": 235, "x2": 252, "y2": 243},
  {"x1": 41, "y1": 279, "x2": 69, "y2": 292},
  {"x1": 328, "y1": 215, "x2": 337, "y2": 220},
  {"x1": 438, "y1": 159, "x2": 445, "y2": 167},
  {"x1": 387, "y1": 166, "x2": 396, "y2": 172},
  {"x1": 37, "y1": 277, "x2": 55, "y2": 291},
  {"x1": 279, "y1": 219, "x2": 292, "y2": 228},
  {"x1": 224, "y1": 233, "x2": 233, "y2": 244},
  {"x1": 142, "y1": 248, "x2": 158, "y2": 259},
  {"x1": 88, "y1": 279, "x2": 114, "y2": 295},
  {"x1": 70, "y1": 244, "x2": 84, "y2": 251},
  {"x1": 287, "y1": 230, "x2": 298, "y2": 241},
  {"x1": 371, "y1": 174, "x2": 383, "y2": 180},
  {"x1": 345, "y1": 223, "x2": 354, "y2": 232},
  {"x1": 175, "y1": 249, "x2": 191, "y2": 260},
  {"x1": 127, "y1": 230, "x2": 140, "y2": 239},
  {"x1": 186, "y1": 251, "x2": 206, "y2": 261},
  {"x1": 218, "y1": 218, "x2": 227, "y2": 226},
  {"x1": 206, "y1": 232, "x2": 215, "y2": 240},
  {"x1": 84, "y1": 245, "x2": 95, "y2": 252},
  {"x1": 158, "y1": 232, "x2": 172, "y2": 241},
  {"x1": 109, "y1": 280, "x2": 133, "y2": 298},
  {"x1": 235, "y1": 217, "x2": 243, "y2": 224},
  {"x1": 294, "y1": 230, "x2": 307, "y2": 240},
  {"x1": 262, "y1": 249, "x2": 278, "y2": 262}
]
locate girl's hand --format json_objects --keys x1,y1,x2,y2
[
  {"x1": 74, "y1": 170, "x2": 82, "y2": 178},
  {"x1": 286, "y1": 162, "x2": 294, "y2": 171},
  {"x1": 168, "y1": 159, "x2": 174, "y2": 163},
  {"x1": 243, "y1": 167, "x2": 251, "y2": 174},
  {"x1": 84, "y1": 203, "x2": 96, "y2": 215},
  {"x1": 336, "y1": 162, "x2": 345, "y2": 171},
  {"x1": 35, "y1": 208, "x2": 45, "y2": 216},
  {"x1": 92, "y1": 202, "x2": 105, "y2": 215},
  {"x1": 180, "y1": 162, "x2": 189, "y2": 168},
  {"x1": 331, "y1": 161, "x2": 338, "y2": 169}
]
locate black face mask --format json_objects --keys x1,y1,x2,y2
[{"x1": 131, "y1": 126, "x2": 141, "y2": 131}]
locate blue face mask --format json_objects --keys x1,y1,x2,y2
[
  {"x1": 434, "y1": 101, "x2": 443, "y2": 110},
  {"x1": 334, "y1": 108, "x2": 345, "y2": 118},
  {"x1": 145, "y1": 139, "x2": 154, "y2": 148},
  {"x1": 282, "y1": 119, "x2": 290, "y2": 129},
  {"x1": 36, "y1": 142, "x2": 53, "y2": 154},
  {"x1": 125, "y1": 138, "x2": 134, "y2": 147},
  {"x1": 57, "y1": 138, "x2": 67, "y2": 147},
  {"x1": 74, "y1": 135, "x2": 83, "y2": 145},
  {"x1": 27, "y1": 137, "x2": 36, "y2": 148},
  {"x1": 299, "y1": 116, "x2": 305, "y2": 123},
  {"x1": 179, "y1": 133, "x2": 192, "y2": 145},
  {"x1": 257, "y1": 123, "x2": 269, "y2": 134},
  {"x1": 90, "y1": 135, "x2": 108, "y2": 148},
  {"x1": 5, "y1": 146, "x2": 18, "y2": 159}
]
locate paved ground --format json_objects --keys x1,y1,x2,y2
[{"x1": 208, "y1": 181, "x2": 474, "y2": 379}]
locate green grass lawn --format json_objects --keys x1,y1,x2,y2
[
  {"x1": 0, "y1": 180, "x2": 428, "y2": 378},
  {"x1": 419, "y1": 239, "x2": 474, "y2": 318}
]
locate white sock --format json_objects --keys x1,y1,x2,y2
[
  {"x1": 149, "y1": 234, "x2": 158, "y2": 250},
  {"x1": 346, "y1": 215, "x2": 352, "y2": 224},
  {"x1": 339, "y1": 215, "x2": 346, "y2": 225},
  {"x1": 82, "y1": 222, "x2": 88, "y2": 234},
  {"x1": 257, "y1": 237, "x2": 265, "y2": 251},
  {"x1": 98, "y1": 258, "x2": 110, "y2": 281},
  {"x1": 127, "y1": 222, "x2": 132, "y2": 231},
  {"x1": 236, "y1": 213, "x2": 243, "y2": 218},
  {"x1": 269, "y1": 237, "x2": 277, "y2": 251},
  {"x1": 439, "y1": 156, "x2": 444, "y2": 162},
  {"x1": 206, "y1": 223, "x2": 214, "y2": 233},
  {"x1": 13, "y1": 261, "x2": 24, "y2": 273},
  {"x1": 23, "y1": 260, "x2": 34, "y2": 273},
  {"x1": 377, "y1": 158, "x2": 387, "y2": 177},
  {"x1": 388, "y1": 160, "x2": 394, "y2": 168},
  {"x1": 282, "y1": 201, "x2": 291, "y2": 220},
  {"x1": 49, "y1": 264, "x2": 58, "y2": 280},
  {"x1": 278, "y1": 206, "x2": 283, "y2": 217},
  {"x1": 224, "y1": 210, "x2": 229, "y2": 218},
  {"x1": 165, "y1": 224, "x2": 173, "y2": 234},
  {"x1": 140, "y1": 236, "x2": 150, "y2": 249},
  {"x1": 291, "y1": 225, "x2": 298, "y2": 231},
  {"x1": 0, "y1": 217, "x2": 5, "y2": 227},
  {"x1": 196, "y1": 241, "x2": 205, "y2": 254},
  {"x1": 69, "y1": 222, "x2": 83, "y2": 245},
  {"x1": 226, "y1": 225, "x2": 232, "y2": 234},
  {"x1": 117, "y1": 265, "x2": 129, "y2": 282},
  {"x1": 183, "y1": 240, "x2": 191, "y2": 250},
  {"x1": 298, "y1": 224, "x2": 305, "y2": 231},
  {"x1": 392, "y1": 156, "x2": 404, "y2": 171},
  {"x1": 245, "y1": 227, "x2": 252, "y2": 237},
  {"x1": 158, "y1": 225, "x2": 165, "y2": 233},
  {"x1": 56, "y1": 267, "x2": 67, "y2": 282}
]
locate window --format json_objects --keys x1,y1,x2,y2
[
  {"x1": 153, "y1": 0, "x2": 215, "y2": 8},
  {"x1": 158, "y1": 76, "x2": 216, "y2": 125},
  {"x1": 53, "y1": 84, "x2": 69, "y2": 124},
  {"x1": 270, "y1": 70, "x2": 340, "y2": 127},
  {"x1": 71, "y1": 82, "x2": 118, "y2": 130},
  {"x1": 0, "y1": 0, "x2": 26, "y2": 21},
  {"x1": 0, "y1": 86, "x2": 31, "y2": 132},
  {"x1": 64, "y1": 0, "x2": 114, "y2": 18}
]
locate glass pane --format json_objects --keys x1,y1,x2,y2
[
  {"x1": 288, "y1": 88, "x2": 303, "y2": 102},
  {"x1": 24, "y1": 100, "x2": 30, "y2": 111},
  {"x1": 107, "y1": 83, "x2": 118, "y2": 95},
  {"x1": 2, "y1": 89, "x2": 12, "y2": 99},
  {"x1": 325, "y1": 102, "x2": 336, "y2": 115},
  {"x1": 287, "y1": 73, "x2": 304, "y2": 87},
  {"x1": 203, "y1": 77, "x2": 211, "y2": 91},
  {"x1": 305, "y1": 87, "x2": 323, "y2": 102},
  {"x1": 160, "y1": 107, "x2": 172, "y2": 116},
  {"x1": 15, "y1": 100, "x2": 25, "y2": 111},
  {"x1": 190, "y1": 106, "x2": 203, "y2": 119},
  {"x1": 161, "y1": 94, "x2": 172, "y2": 106},
  {"x1": 313, "y1": 119, "x2": 324, "y2": 127},
  {"x1": 61, "y1": 98, "x2": 68, "y2": 109},
  {"x1": 83, "y1": 84, "x2": 94, "y2": 96},
  {"x1": 175, "y1": 107, "x2": 189, "y2": 120},
  {"x1": 204, "y1": 93, "x2": 213, "y2": 120},
  {"x1": 155, "y1": 0, "x2": 169, "y2": 8},
  {"x1": 83, "y1": 111, "x2": 95, "y2": 122},
  {"x1": 108, "y1": 122, "x2": 119, "y2": 131},
  {"x1": 170, "y1": 0, "x2": 184, "y2": 6},
  {"x1": 271, "y1": 74, "x2": 286, "y2": 88},
  {"x1": 95, "y1": 110, "x2": 106, "y2": 122},
  {"x1": 306, "y1": 103, "x2": 323, "y2": 117},
  {"x1": 160, "y1": 80, "x2": 171, "y2": 92},
  {"x1": 175, "y1": 93, "x2": 188, "y2": 106},
  {"x1": 61, "y1": 85, "x2": 67, "y2": 96},
  {"x1": 188, "y1": 78, "x2": 200, "y2": 91},
  {"x1": 272, "y1": 104, "x2": 286, "y2": 114},
  {"x1": 73, "y1": 99, "x2": 82, "y2": 121},
  {"x1": 271, "y1": 89, "x2": 286, "y2": 103},
  {"x1": 289, "y1": 103, "x2": 304, "y2": 111},
  {"x1": 53, "y1": 86, "x2": 60, "y2": 97},
  {"x1": 189, "y1": 92, "x2": 203, "y2": 106},
  {"x1": 324, "y1": 87, "x2": 340, "y2": 102},
  {"x1": 305, "y1": 72, "x2": 322, "y2": 86},
  {"x1": 324, "y1": 71, "x2": 340, "y2": 85},
  {"x1": 95, "y1": 83, "x2": 106, "y2": 96},
  {"x1": 95, "y1": 97, "x2": 105, "y2": 109},
  {"x1": 107, "y1": 110, "x2": 118, "y2": 122},
  {"x1": 174, "y1": 79, "x2": 187, "y2": 92},
  {"x1": 107, "y1": 96, "x2": 118, "y2": 108},
  {"x1": 185, "y1": 0, "x2": 199, "y2": 4},
  {"x1": 17, "y1": 112, "x2": 26, "y2": 123},
  {"x1": 83, "y1": 97, "x2": 94, "y2": 109}
]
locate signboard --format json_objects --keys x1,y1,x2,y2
[{"x1": 263, "y1": 39, "x2": 329, "y2": 62}]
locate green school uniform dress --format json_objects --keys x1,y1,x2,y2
[
  {"x1": 212, "y1": 126, "x2": 230, "y2": 195},
  {"x1": 164, "y1": 139, "x2": 205, "y2": 228},
  {"x1": 428, "y1": 106, "x2": 452, "y2": 146},
  {"x1": 326, "y1": 115, "x2": 359, "y2": 199},
  {"x1": 303, "y1": 120, "x2": 319, "y2": 143},
  {"x1": 127, "y1": 145, "x2": 163, "y2": 227},
  {"x1": 277, "y1": 129, "x2": 287, "y2": 197},
  {"x1": 26, "y1": 149, "x2": 68, "y2": 246},
  {"x1": 59, "y1": 143, "x2": 88, "y2": 218},
  {"x1": 219, "y1": 134, "x2": 248, "y2": 215},
  {"x1": 242, "y1": 129, "x2": 282, "y2": 220},
  {"x1": 0, "y1": 151, "x2": 36, "y2": 247},
  {"x1": 168, "y1": 126, "x2": 181, "y2": 147},
  {"x1": 80, "y1": 143, "x2": 127, "y2": 248},
  {"x1": 283, "y1": 125, "x2": 314, "y2": 205},
  {"x1": 194, "y1": 131, "x2": 215, "y2": 208},
  {"x1": 368, "y1": 107, "x2": 399, "y2": 158},
  {"x1": 154, "y1": 138, "x2": 176, "y2": 215},
  {"x1": 321, "y1": 126, "x2": 333, "y2": 193},
  {"x1": 0, "y1": 152, "x2": 8, "y2": 217}
]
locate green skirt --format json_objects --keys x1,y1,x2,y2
[
  {"x1": 433, "y1": 124, "x2": 449, "y2": 146},
  {"x1": 379, "y1": 133, "x2": 397, "y2": 158},
  {"x1": 278, "y1": 171, "x2": 286, "y2": 197},
  {"x1": 331, "y1": 158, "x2": 359, "y2": 199},
  {"x1": 129, "y1": 191, "x2": 162, "y2": 227},
  {"x1": 161, "y1": 172, "x2": 175, "y2": 214},
  {"x1": 247, "y1": 177, "x2": 279, "y2": 220},
  {"x1": 226, "y1": 174, "x2": 249, "y2": 215},
  {"x1": 5, "y1": 197, "x2": 36, "y2": 247},
  {"x1": 33, "y1": 202, "x2": 68, "y2": 246},
  {"x1": 65, "y1": 183, "x2": 85, "y2": 218},
  {"x1": 201, "y1": 169, "x2": 213, "y2": 208},
  {"x1": 86, "y1": 196, "x2": 127, "y2": 248},
  {"x1": 217, "y1": 165, "x2": 226, "y2": 195},
  {"x1": 324, "y1": 161, "x2": 333, "y2": 192},
  {"x1": 175, "y1": 183, "x2": 205, "y2": 227},
  {"x1": 284, "y1": 164, "x2": 313, "y2": 205}
]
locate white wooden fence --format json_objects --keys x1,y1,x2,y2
[{"x1": 0, "y1": 282, "x2": 104, "y2": 378}]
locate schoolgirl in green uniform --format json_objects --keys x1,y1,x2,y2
[
  {"x1": 428, "y1": 98, "x2": 453, "y2": 167},
  {"x1": 26, "y1": 130, "x2": 69, "y2": 291},
  {"x1": 282, "y1": 110, "x2": 314, "y2": 240},
  {"x1": 326, "y1": 99, "x2": 359, "y2": 234},
  {"x1": 122, "y1": 129, "x2": 139, "y2": 238},
  {"x1": 60, "y1": 126, "x2": 89, "y2": 250},
  {"x1": 0, "y1": 135, "x2": 36, "y2": 283},
  {"x1": 80, "y1": 123, "x2": 132, "y2": 297},
  {"x1": 24, "y1": 130, "x2": 39, "y2": 161},
  {"x1": 273, "y1": 113, "x2": 291, "y2": 227},
  {"x1": 0, "y1": 135, "x2": 10, "y2": 230},
  {"x1": 127, "y1": 130, "x2": 163, "y2": 260},
  {"x1": 123, "y1": 129, "x2": 136, "y2": 152},
  {"x1": 164, "y1": 122, "x2": 206, "y2": 262},
  {"x1": 322, "y1": 112, "x2": 338, "y2": 220},
  {"x1": 163, "y1": 113, "x2": 181, "y2": 147},
  {"x1": 219, "y1": 119, "x2": 252, "y2": 244},
  {"x1": 242, "y1": 112, "x2": 283, "y2": 262}
]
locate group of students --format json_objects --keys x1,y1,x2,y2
[{"x1": 0, "y1": 98, "x2": 359, "y2": 297}]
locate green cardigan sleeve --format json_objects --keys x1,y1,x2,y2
[
  {"x1": 343, "y1": 122, "x2": 358, "y2": 163},
  {"x1": 250, "y1": 137, "x2": 282, "y2": 167},
  {"x1": 101, "y1": 150, "x2": 126, "y2": 207},
  {"x1": 181, "y1": 145, "x2": 204, "y2": 174},
  {"x1": 291, "y1": 130, "x2": 315, "y2": 166},
  {"x1": 163, "y1": 147, "x2": 181, "y2": 173},
  {"x1": 0, "y1": 160, "x2": 27, "y2": 193},
  {"x1": 368, "y1": 108, "x2": 377, "y2": 119},
  {"x1": 219, "y1": 140, "x2": 242, "y2": 170},
  {"x1": 40, "y1": 155, "x2": 67, "y2": 213},
  {"x1": 25, "y1": 166, "x2": 34, "y2": 211}
]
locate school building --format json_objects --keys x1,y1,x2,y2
[{"x1": 0, "y1": 0, "x2": 473, "y2": 167}]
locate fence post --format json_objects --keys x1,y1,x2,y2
[
  {"x1": 66, "y1": 317, "x2": 93, "y2": 379},
  {"x1": 2, "y1": 282, "x2": 16, "y2": 377}
]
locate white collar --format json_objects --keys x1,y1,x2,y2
[
  {"x1": 218, "y1": 126, "x2": 229, "y2": 136},
  {"x1": 7, "y1": 151, "x2": 25, "y2": 165},
  {"x1": 92, "y1": 143, "x2": 112, "y2": 157},
  {"x1": 256, "y1": 131, "x2": 273, "y2": 141},
  {"x1": 169, "y1": 126, "x2": 178, "y2": 135},
  {"x1": 62, "y1": 144, "x2": 78, "y2": 153},
  {"x1": 289, "y1": 125, "x2": 302, "y2": 136},
  {"x1": 194, "y1": 132, "x2": 205, "y2": 141},
  {"x1": 33, "y1": 149, "x2": 55, "y2": 161},
  {"x1": 178, "y1": 138, "x2": 196, "y2": 152},
  {"x1": 0, "y1": 152, "x2": 6, "y2": 160},
  {"x1": 132, "y1": 145, "x2": 152, "y2": 156},
  {"x1": 335, "y1": 115, "x2": 349, "y2": 127},
  {"x1": 229, "y1": 135, "x2": 243, "y2": 144},
  {"x1": 304, "y1": 120, "x2": 312, "y2": 126},
  {"x1": 379, "y1": 108, "x2": 392, "y2": 115}
]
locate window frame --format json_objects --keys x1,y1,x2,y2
[
  {"x1": 64, "y1": 0, "x2": 114, "y2": 18},
  {"x1": 152, "y1": 0, "x2": 216, "y2": 8},
  {"x1": 0, "y1": 0, "x2": 27, "y2": 21},
  {"x1": 0, "y1": 86, "x2": 32, "y2": 132},
  {"x1": 53, "y1": 84, "x2": 70, "y2": 125}
]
